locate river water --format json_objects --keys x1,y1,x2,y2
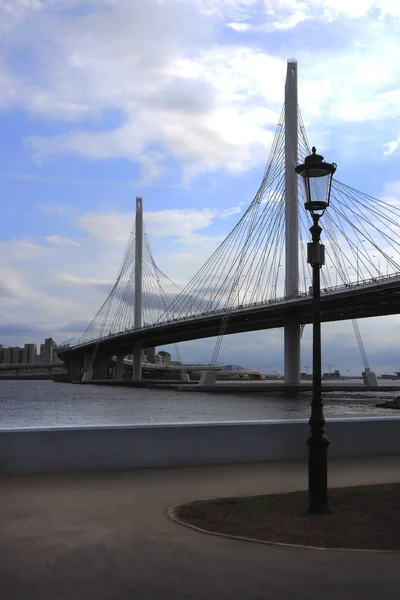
[{"x1": 0, "y1": 380, "x2": 399, "y2": 429}]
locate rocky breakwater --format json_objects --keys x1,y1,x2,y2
[{"x1": 376, "y1": 397, "x2": 400, "y2": 410}]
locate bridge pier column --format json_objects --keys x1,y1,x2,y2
[
  {"x1": 284, "y1": 323, "x2": 301, "y2": 385},
  {"x1": 199, "y1": 371, "x2": 217, "y2": 385},
  {"x1": 115, "y1": 353, "x2": 125, "y2": 380},
  {"x1": 66, "y1": 356, "x2": 81, "y2": 382},
  {"x1": 132, "y1": 344, "x2": 142, "y2": 382},
  {"x1": 94, "y1": 356, "x2": 109, "y2": 380},
  {"x1": 180, "y1": 371, "x2": 190, "y2": 382},
  {"x1": 82, "y1": 351, "x2": 94, "y2": 382}
]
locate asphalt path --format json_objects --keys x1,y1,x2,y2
[{"x1": 1, "y1": 456, "x2": 400, "y2": 599}]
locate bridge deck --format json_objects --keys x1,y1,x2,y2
[{"x1": 59, "y1": 275, "x2": 400, "y2": 357}]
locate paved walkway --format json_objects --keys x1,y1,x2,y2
[{"x1": 1, "y1": 456, "x2": 400, "y2": 599}]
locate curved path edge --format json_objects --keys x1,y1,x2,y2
[{"x1": 167, "y1": 503, "x2": 400, "y2": 555}]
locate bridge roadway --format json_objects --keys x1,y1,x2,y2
[{"x1": 59, "y1": 274, "x2": 400, "y2": 359}]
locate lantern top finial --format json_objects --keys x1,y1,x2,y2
[{"x1": 304, "y1": 147, "x2": 325, "y2": 165}]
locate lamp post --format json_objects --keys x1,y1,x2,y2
[
  {"x1": 387, "y1": 256, "x2": 394, "y2": 277},
  {"x1": 373, "y1": 254, "x2": 381, "y2": 277},
  {"x1": 356, "y1": 239, "x2": 366, "y2": 284},
  {"x1": 295, "y1": 147, "x2": 337, "y2": 515}
]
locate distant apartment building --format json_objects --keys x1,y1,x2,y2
[
  {"x1": 39, "y1": 338, "x2": 57, "y2": 363},
  {"x1": 322, "y1": 370, "x2": 341, "y2": 379},
  {"x1": 10, "y1": 347, "x2": 24, "y2": 363},
  {"x1": 155, "y1": 351, "x2": 171, "y2": 366},
  {"x1": 144, "y1": 347, "x2": 156, "y2": 363},
  {"x1": 0, "y1": 345, "x2": 10, "y2": 364},
  {"x1": 24, "y1": 343, "x2": 37, "y2": 363},
  {"x1": 0, "y1": 338, "x2": 57, "y2": 365}
]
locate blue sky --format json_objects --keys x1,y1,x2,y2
[{"x1": 2, "y1": 0, "x2": 400, "y2": 375}]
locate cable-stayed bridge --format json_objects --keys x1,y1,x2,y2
[{"x1": 58, "y1": 61, "x2": 400, "y2": 383}]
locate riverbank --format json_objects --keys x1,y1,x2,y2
[
  {"x1": 80, "y1": 379, "x2": 400, "y2": 393},
  {"x1": 376, "y1": 399, "x2": 400, "y2": 410},
  {"x1": 0, "y1": 374, "x2": 53, "y2": 380}
]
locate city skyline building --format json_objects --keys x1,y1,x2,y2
[{"x1": 0, "y1": 338, "x2": 58, "y2": 365}]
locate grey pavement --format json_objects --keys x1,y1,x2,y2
[{"x1": 1, "y1": 455, "x2": 400, "y2": 600}]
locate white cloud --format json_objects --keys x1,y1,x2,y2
[
  {"x1": 226, "y1": 22, "x2": 252, "y2": 32},
  {"x1": 383, "y1": 138, "x2": 400, "y2": 156},
  {"x1": 76, "y1": 204, "x2": 243, "y2": 244},
  {"x1": 0, "y1": 266, "x2": 31, "y2": 298},
  {"x1": 380, "y1": 181, "x2": 400, "y2": 207},
  {"x1": 267, "y1": 9, "x2": 308, "y2": 30},
  {"x1": 0, "y1": 239, "x2": 55, "y2": 262},
  {"x1": 45, "y1": 234, "x2": 81, "y2": 247},
  {"x1": 2, "y1": 1, "x2": 279, "y2": 177},
  {"x1": 58, "y1": 273, "x2": 113, "y2": 288},
  {"x1": 0, "y1": 263, "x2": 78, "y2": 321},
  {"x1": 146, "y1": 209, "x2": 216, "y2": 237},
  {"x1": 76, "y1": 211, "x2": 133, "y2": 244},
  {"x1": 2, "y1": 0, "x2": 400, "y2": 178},
  {"x1": 38, "y1": 203, "x2": 77, "y2": 215},
  {"x1": 261, "y1": 0, "x2": 400, "y2": 30}
]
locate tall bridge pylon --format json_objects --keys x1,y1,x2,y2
[
  {"x1": 284, "y1": 60, "x2": 301, "y2": 384},
  {"x1": 72, "y1": 197, "x2": 182, "y2": 351}
]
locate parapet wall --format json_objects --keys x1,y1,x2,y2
[{"x1": 1, "y1": 417, "x2": 400, "y2": 475}]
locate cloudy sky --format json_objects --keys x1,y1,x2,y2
[{"x1": 2, "y1": 0, "x2": 400, "y2": 375}]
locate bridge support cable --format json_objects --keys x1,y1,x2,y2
[
  {"x1": 76, "y1": 218, "x2": 139, "y2": 345},
  {"x1": 308, "y1": 178, "x2": 400, "y2": 288},
  {"x1": 158, "y1": 107, "x2": 288, "y2": 330},
  {"x1": 209, "y1": 112, "x2": 288, "y2": 364},
  {"x1": 296, "y1": 121, "x2": 400, "y2": 289},
  {"x1": 210, "y1": 184, "x2": 265, "y2": 365},
  {"x1": 144, "y1": 229, "x2": 185, "y2": 374}
]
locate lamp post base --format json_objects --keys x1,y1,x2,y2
[{"x1": 307, "y1": 433, "x2": 331, "y2": 515}]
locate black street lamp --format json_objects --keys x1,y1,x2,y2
[{"x1": 295, "y1": 147, "x2": 337, "y2": 515}]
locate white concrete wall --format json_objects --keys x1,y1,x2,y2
[{"x1": 1, "y1": 418, "x2": 400, "y2": 475}]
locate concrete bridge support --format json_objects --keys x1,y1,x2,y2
[
  {"x1": 82, "y1": 343, "x2": 100, "y2": 382},
  {"x1": 115, "y1": 353, "x2": 125, "y2": 381},
  {"x1": 66, "y1": 356, "x2": 81, "y2": 382},
  {"x1": 82, "y1": 351, "x2": 94, "y2": 382},
  {"x1": 284, "y1": 322, "x2": 301, "y2": 385},
  {"x1": 132, "y1": 345, "x2": 142, "y2": 382},
  {"x1": 199, "y1": 371, "x2": 218, "y2": 386},
  {"x1": 363, "y1": 369, "x2": 378, "y2": 387},
  {"x1": 94, "y1": 356, "x2": 109, "y2": 380}
]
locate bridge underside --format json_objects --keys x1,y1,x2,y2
[{"x1": 59, "y1": 279, "x2": 400, "y2": 360}]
